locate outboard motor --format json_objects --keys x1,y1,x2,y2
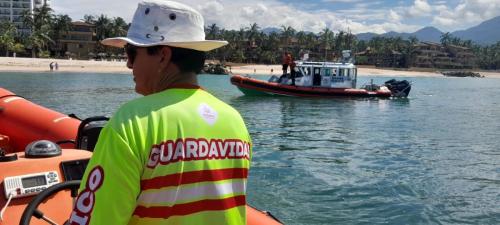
[{"x1": 385, "y1": 79, "x2": 411, "y2": 97}]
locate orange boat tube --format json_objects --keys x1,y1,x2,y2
[{"x1": 0, "y1": 88, "x2": 81, "y2": 153}]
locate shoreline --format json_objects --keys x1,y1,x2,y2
[{"x1": 1, "y1": 57, "x2": 500, "y2": 78}]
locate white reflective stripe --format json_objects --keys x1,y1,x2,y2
[
  {"x1": 53, "y1": 116, "x2": 70, "y2": 123},
  {"x1": 138, "y1": 180, "x2": 246, "y2": 205},
  {"x1": 3, "y1": 97, "x2": 22, "y2": 103}
]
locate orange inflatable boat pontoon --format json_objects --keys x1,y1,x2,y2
[
  {"x1": 0, "y1": 88, "x2": 80, "y2": 153},
  {"x1": 0, "y1": 88, "x2": 282, "y2": 225}
]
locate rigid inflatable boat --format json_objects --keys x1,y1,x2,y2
[
  {"x1": 0, "y1": 88, "x2": 282, "y2": 225},
  {"x1": 231, "y1": 75, "x2": 412, "y2": 98},
  {"x1": 231, "y1": 53, "x2": 411, "y2": 98}
]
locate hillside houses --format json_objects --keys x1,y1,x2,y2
[
  {"x1": 412, "y1": 42, "x2": 475, "y2": 69},
  {"x1": 356, "y1": 41, "x2": 475, "y2": 69}
]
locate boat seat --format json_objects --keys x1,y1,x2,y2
[{"x1": 76, "y1": 116, "x2": 109, "y2": 151}]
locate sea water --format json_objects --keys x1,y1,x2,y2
[{"x1": 1, "y1": 72, "x2": 499, "y2": 225}]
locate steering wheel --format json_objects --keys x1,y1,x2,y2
[{"x1": 20, "y1": 180, "x2": 81, "y2": 225}]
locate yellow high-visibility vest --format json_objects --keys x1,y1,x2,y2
[{"x1": 70, "y1": 86, "x2": 251, "y2": 225}]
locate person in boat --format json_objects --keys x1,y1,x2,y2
[
  {"x1": 69, "y1": 1, "x2": 251, "y2": 224},
  {"x1": 289, "y1": 56, "x2": 296, "y2": 86},
  {"x1": 281, "y1": 52, "x2": 290, "y2": 75}
]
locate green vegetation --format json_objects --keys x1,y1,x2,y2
[
  {"x1": 0, "y1": 22, "x2": 18, "y2": 57},
  {"x1": 1, "y1": 4, "x2": 499, "y2": 70},
  {"x1": 205, "y1": 24, "x2": 500, "y2": 70}
]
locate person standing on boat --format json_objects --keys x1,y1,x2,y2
[
  {"x1": 282, "y1": 52, "x2": 289, "y2": 75},
  {"x1": 69, "y1": 1, "x2": 252, "y2": 225},
  {"x1": 289, "y1": 56, "x2": 296, "y2": 86}
]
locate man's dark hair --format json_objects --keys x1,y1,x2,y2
[{"x1": 146, "y1": 46, "x2": 206, "y2": 74}]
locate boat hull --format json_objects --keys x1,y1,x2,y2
[{"x1": 231, "y1": 75, "x2": 393, "y2": 98}]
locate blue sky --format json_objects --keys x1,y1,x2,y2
[{"x1": 52, "y1": 0, "x2": 500, "y2": 34}]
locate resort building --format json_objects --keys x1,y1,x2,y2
[
  {"x1": 0, "y1": 0, "x2": 50, "y2": 32},
  {"x1": 356, "y1": 42, "x2": 476, "y2": 69},
  {"x1": 56, "y1": 21, "x2": 97, "y2": 59},
  {"x1": 411, "y1": 42, "x2": 475, "y2": 69}
]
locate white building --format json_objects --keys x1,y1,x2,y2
[{"x1": 0, "y1": 0, "x2": 51, "y2": 30}]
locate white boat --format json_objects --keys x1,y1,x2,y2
[{"x1": 231, "y1": 50, "x2": 411, "y2": 98}]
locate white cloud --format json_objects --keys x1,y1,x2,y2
[
  {"x1": 51, "y1": 0, "x2": 139, "y2": 20},
  {"x1": 389, "y1": 10, "x2": 401, "y2": 22},
  {"x1": 321, "y1": 0, "x2": 363, "y2": 2},
  {"x1": 50, "y1": 0, "x2": 448, "y2": 35},
  {"x1": 198, "y1": 1, "x2": 225, "y2": 17},
  {"x1": 431, "y1": 0, "x2": 500, "y2": 30},
  {"x1": 407, "y1": 0, "x2": 432, "y2": 17}
]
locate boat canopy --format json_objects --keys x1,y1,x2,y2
[{"x1": 295, "y1": 61, "x2": 357, "y2": 88}]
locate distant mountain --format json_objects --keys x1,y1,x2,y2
[
  {"x1": 452, "y1": 16, "x2": 500, "y2": 45},
  {"x1": 262, "y1": 27, "x2": 280, "y2": 34},
  {"x1": 411, "y1": 27, "x2": 443, "y2": 43},
  {"x1": 356, "y1": 27, "x2": 443, "y2": 43},
  {"x1": 262, "y1": 16, "x2": 500, "y2": 45},
  {"x1": 356, "y1": 32, "x2": 378, "y2": 41},
  {"x1": 355, "y1": 16, "x2": 500, "y2": 45}
]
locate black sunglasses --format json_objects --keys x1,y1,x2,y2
[
  {"x1": 124, "y1": 44, "x2": 138, "y2": 64},
  {"x1": 125, "y1": 44, "x2": 165, "y2": 64}
]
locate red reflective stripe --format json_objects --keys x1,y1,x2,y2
[
  {"x1": 141, "y1": 168, "x2": 248, "y2": 190},
  {"x1": 133, "y1": 195, "x2": 246, "y2": 219}
]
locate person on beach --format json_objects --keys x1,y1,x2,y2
[
  {"x1": 69, "y1": 1, "x2": 251, "y2": 225},
  {"x1": 54, "y1": 62, "x2": 59, "y2": 70},
  {"x1": 49, "y1": 62, "x2": 54, "y2": 71}
]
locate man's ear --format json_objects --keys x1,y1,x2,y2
[{"x1": 159, "y1": 46, "x2": 172, "y2": 67}]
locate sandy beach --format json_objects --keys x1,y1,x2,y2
[
  {"x1": 0, "y1": 57, "x2": 130, "y2": 74},
  {"x1": 1, "y1": 57, "x2": 499, "y2": 78}
]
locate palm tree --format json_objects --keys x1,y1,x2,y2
[
  {"x1": 21, "y1": 4, "x2": 54, "y2": 57},
  {"x1": 95, "y1": 14, "x2": 112, "y2": 41},
  {"x1": 110, "y1": 17, "x2": 128, "y2": 37},
  {"x1": 93, "y1": 14, "x2": 113, "y2": 55},
  {"x1": 280, "y1": 25, "x2": 296, "y2": 52},
  {"x1": 51, "y1": 14, "x2": 72, "y2": 57},
  {"x1": 319, "y1": 28, "x2": 334, "y2": 60},
  {"x1": 0, "y1": 22, "x2": 17, "y2": 56},
  {"x1": 440, "y1": 32, "x2": 452, "y2": 46},
  {"x1": 404, "y1": 36, "x2": 419, "y2": 67},
  {"x1": 83, "y1": 15, "x2": 96, "y2": 24},
  {"x1": 205, "y1": 24, "x2": 220, "y2": 40},
  {"x1": 246, "y1": 23, "x2": 260, "y2": 40}
]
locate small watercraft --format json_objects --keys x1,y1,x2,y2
[
  {"x1": 0, "y1": 88, "x2": 282, "y2": 225},
  {"x1": 231, "y1": 51, "x2": 411, "y2": 98}
]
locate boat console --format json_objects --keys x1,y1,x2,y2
[{"x1": 0, "y1": 149, "x2": 91, "y2": 225}]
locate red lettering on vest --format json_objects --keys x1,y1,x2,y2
[
  {"x1": 69, "y1": 166, "x2": 104, "y2": 225},
  {"x1": 147, "y1": 139, "x2": 251, "y2": 169}
]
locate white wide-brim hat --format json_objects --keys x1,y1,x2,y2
[{"x1": 101, "y1": 0, "x2": 228, "y2": 52}]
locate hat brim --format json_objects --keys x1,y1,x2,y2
[{"x1": 101, "y1": 37, "x2": 228, "y2": 52}]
